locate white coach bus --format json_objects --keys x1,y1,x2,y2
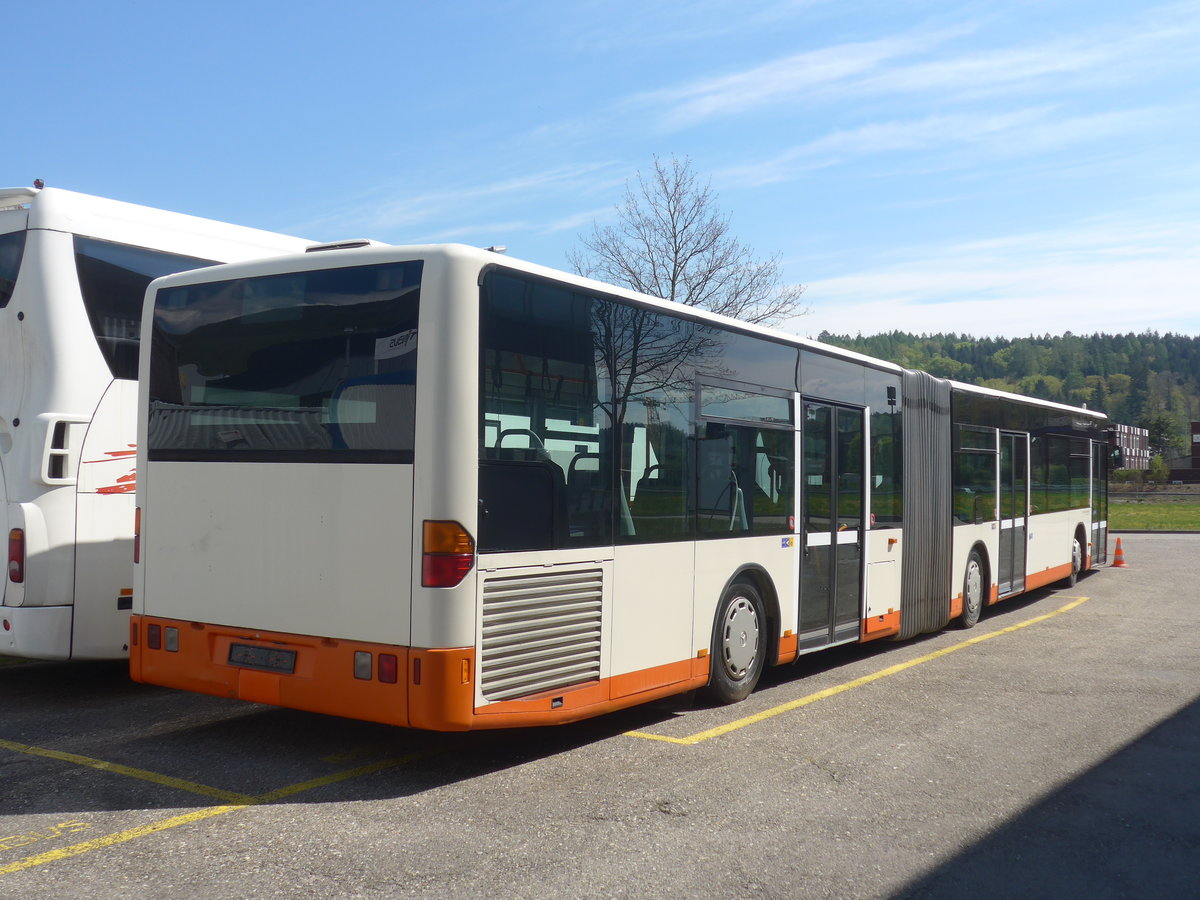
[
  {"x1": 1, "y1": 186, "x2": 310, "y2": 659},
  {"x1": 130, "y1": 244, "x2": 1109, "y2": 729}
]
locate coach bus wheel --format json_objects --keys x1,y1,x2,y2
[
  {"x1": 705, "y1": 581, "x2": 766, "y2": 705},
  {"x1": 960, "y1": 550, "x2": 984, "y2": 629},
  {"x1": 1066, "y1": 537, "x2": 1082, "y2": 587}
]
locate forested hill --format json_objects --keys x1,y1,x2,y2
[{"x1": 817, "y1": 331, "x2": 1200, "y2": 455}]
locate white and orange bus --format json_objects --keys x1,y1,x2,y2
[
  {"x1": 1, "y1": 186, "x2": 309, "y2": 660},
  {"x1": 130, "y1": 244, "x2": 1109, "y2": 729}
]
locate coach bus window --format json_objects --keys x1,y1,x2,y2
[
  {"x1": 0, "y1": 230, "x2": 26, "y2": 307},
  {"x1": 149, "y1": 261, "x2": 421, "y2": 462},
  {"x1": 76, "y1": 236, "x2": 214, "y2": 381}
]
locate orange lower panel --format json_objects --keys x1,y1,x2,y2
[
  {"x1": 472, "y1": 657, "x2": 710, "y2": 729},
  {"x1": 130, "y1": 616, "x2": 712, "y2": 732},
  {"x1": 130, "y1": 615, "x2": 413, "y2": 727},
  {"x1": 862, "y1": 610, "x2": 900, "y2": 642},
  {"x1": 1025, "y1": 562, "x2": 1073, "y2": 592},
  {"x1": 777, "y1": 633, "x2": 799, "y2": 665}
]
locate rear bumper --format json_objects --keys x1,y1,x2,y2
[
  {"x1": 1, "y1": 605, "x2": 73, "y2": 660},
  {"x1": 130, "y1": 615, "x2": 711, "y2": 731}
]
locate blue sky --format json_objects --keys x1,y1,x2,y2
[{"x1": 10, "y1": 0, "x2": 1200, "y2": 338}]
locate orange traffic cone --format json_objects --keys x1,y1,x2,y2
[{"x1": 1111, "y1": 537, "x2": 1128, "y2": 568}]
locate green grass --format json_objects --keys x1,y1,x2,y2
[{"x1": 1109, "y1": 500, "x2": 1200, "y2": 531}]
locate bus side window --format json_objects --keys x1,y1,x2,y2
[{"x1": 479, "y1": 457, "x2": 567, "y2": 551}]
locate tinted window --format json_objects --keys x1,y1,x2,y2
[
  {"x1": 75, "y1": 236, "x2": 214, "y2": 380},
  {"x1": 800, "y1": 350, "x2": 866, "y2": 404},
  {"x1": 0, "y1": 230, "x2": 26, "y2": 308},
  {"x1": 148, "y1": 261, "x2": 421, "y2": 462},
  {"x1": 867, "y1": 369, "x2": 902, "y2": 527},
  {"x1": 478, "y1": 268, "x2": 804, "y2": 552},
  {"x1": 1046, "y1": 436, "x2": 1071, "y2": 512},
  {"x1": 953, "y1": 425, "x2": 997, "y2": 524}
]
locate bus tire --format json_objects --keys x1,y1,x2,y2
[
  {"x1": 704, "y1": 581, "x2": 766, "y2": 705},
  {"x1": 959, "y1": 549, "x2": 985, "y2": 629},
  {"x1": 1066, "y1": 536, "x2": 1082, "y2": 587}
]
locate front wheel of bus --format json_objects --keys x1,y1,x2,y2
[
  {"x1": 705, "y1": 581, "x2": 766, "y2": 705},
  {"x1": 960, "y1": 550, "x2": 984, "y2": 629}
]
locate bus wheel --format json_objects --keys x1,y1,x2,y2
[
  {"x1": 705, "y1": 581, "x2": 766, "y2": 705},
  {"x1": 1067, "y1": 537, "x2": 1082, "y2": 587},
  {"x1": 960, "y1": 550, "x2": 984, "y2": 629}
]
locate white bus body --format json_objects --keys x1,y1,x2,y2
[
  {"x1": 131, "y1": 244, "x2": 1109, "y2": 729},
  {"x1": 1, "y1": 186, "x2": 311, "y2": 659}
]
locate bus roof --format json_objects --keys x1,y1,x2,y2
[
  {"x1": 145, "y1": 241, "x2": 1106, "y2": 423},
  {"x1": 2, "y1": 185, "x2": 312, "y2": 262}
]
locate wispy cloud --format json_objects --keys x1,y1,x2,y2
[
  {"x1": 299, "y1": 162, "x2": 616, "y2": 239},
  {"x1": 630, "y1": 29, "x2": 968, "y2": 129},
  {"x1": 790, "y1": 216, "x2": 1200, "y2": 338},
  {"x1": 717, "y1": 105, "x2": 1175, "y2": 186},
  {"x1": 617, "y1": 3, "x2": 1200, "y2": 133}
]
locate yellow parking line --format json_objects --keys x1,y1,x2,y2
[
  {"x1": 0, "y1": 738, "x2": 251, "y2": 803},
  {"x1": 627, "y1": 595, "x2": 1091, "y2": 745},
  {"x1": 0, "y1": 752, "x2": 421, "y2": 876}
]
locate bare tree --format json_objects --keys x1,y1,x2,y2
[{"x1": 568, "y1": 155, "x2": 806, "y2": 326}]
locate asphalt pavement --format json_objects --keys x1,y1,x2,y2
[{"x1": 1, "y1": 532, "x2": 1196, "y2": 899}]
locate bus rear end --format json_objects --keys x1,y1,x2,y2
[
  {"x1": 2, "y1": 186, "x2": 311, "y2": 660},
  {"x1": 131, "y1": 249, "x2": 478, "y2": 729}
]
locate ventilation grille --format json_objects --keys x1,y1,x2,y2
[{"x1": 480, "y1": 567, "x2": 603, "y2": 701}]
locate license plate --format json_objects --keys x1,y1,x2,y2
[{"x1": 228, "y1": 642, "x2": 297, "y2": 674}]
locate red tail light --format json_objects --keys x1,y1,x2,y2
[
  {"x1": 421, "y1": 520, "x2": 475, "y2": 588},
  {"x1": 8, "y1": 529, "x2": 24, "y2": 583}
]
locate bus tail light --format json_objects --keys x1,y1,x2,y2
[
  {"x1": 134, "y1": 507, "x2": 141, "y2": 564},
  {"x1": 8, "y1": 529, "x2": 24, "y2": 584},
  {"x1": 422, "y1": 521, "x2": 475, "y2": 588}
]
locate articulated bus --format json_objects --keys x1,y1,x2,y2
[
  {"x1": 1, "y1": 186, "x2": 310, "y2": 659},
  {"x1": 130, "y1": 244, "x2": 1109, "y2": 730}
]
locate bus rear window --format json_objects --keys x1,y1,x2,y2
[
  {"x1": 0, "y1": 230, "x2": 26, "y2": 308},
  {"x1": 75, "y1": 236, "x2": 214, "y2": 380},
  {"x1": 147, "y1": 260, "x2": 422, "y2": 463}
]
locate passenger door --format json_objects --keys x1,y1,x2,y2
[
  {"x1": 798, "y1": 402, "x2": 864, "y2": 649},
  {"x1": 997, "y1": 432, "x2": 1028, "y2": 596}
]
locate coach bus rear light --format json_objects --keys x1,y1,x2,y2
[
  {"x1": 422, "y1": 520, "x2": 475, "y2": 588},
  {"x1": 378, "y1": 653, "x2": 398, "y2": 684},
  {"x1": 147, "y1": 624, "x2": 162, "y2": 650},
  {"x1": 8, "y1": 529, "x2": 24, "y2": 583},
  {"x1": 134, "y1": 507, "x2": 141, "y2": 564},
  {"x1": 164, "y1": 627, "x2": 179, "y2": 652}
]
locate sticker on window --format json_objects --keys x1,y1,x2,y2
[{"x1": 375, "y1": 329, "x2": 417, "y2": 360}]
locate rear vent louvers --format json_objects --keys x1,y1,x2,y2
[
  {"x1": 48, "y1": 422, "x2": 68, "y2": 479},
  {"x1": 480, "y1": 567, "x2": 603, "y2": 701}
]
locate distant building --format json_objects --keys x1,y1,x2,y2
[
  {"x1": 1107, "y1": 423, "x2": 1150, "y2": 470},
  {"x1": 1167, "y1": 421, "x2": 1200, "y2": 483}
]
